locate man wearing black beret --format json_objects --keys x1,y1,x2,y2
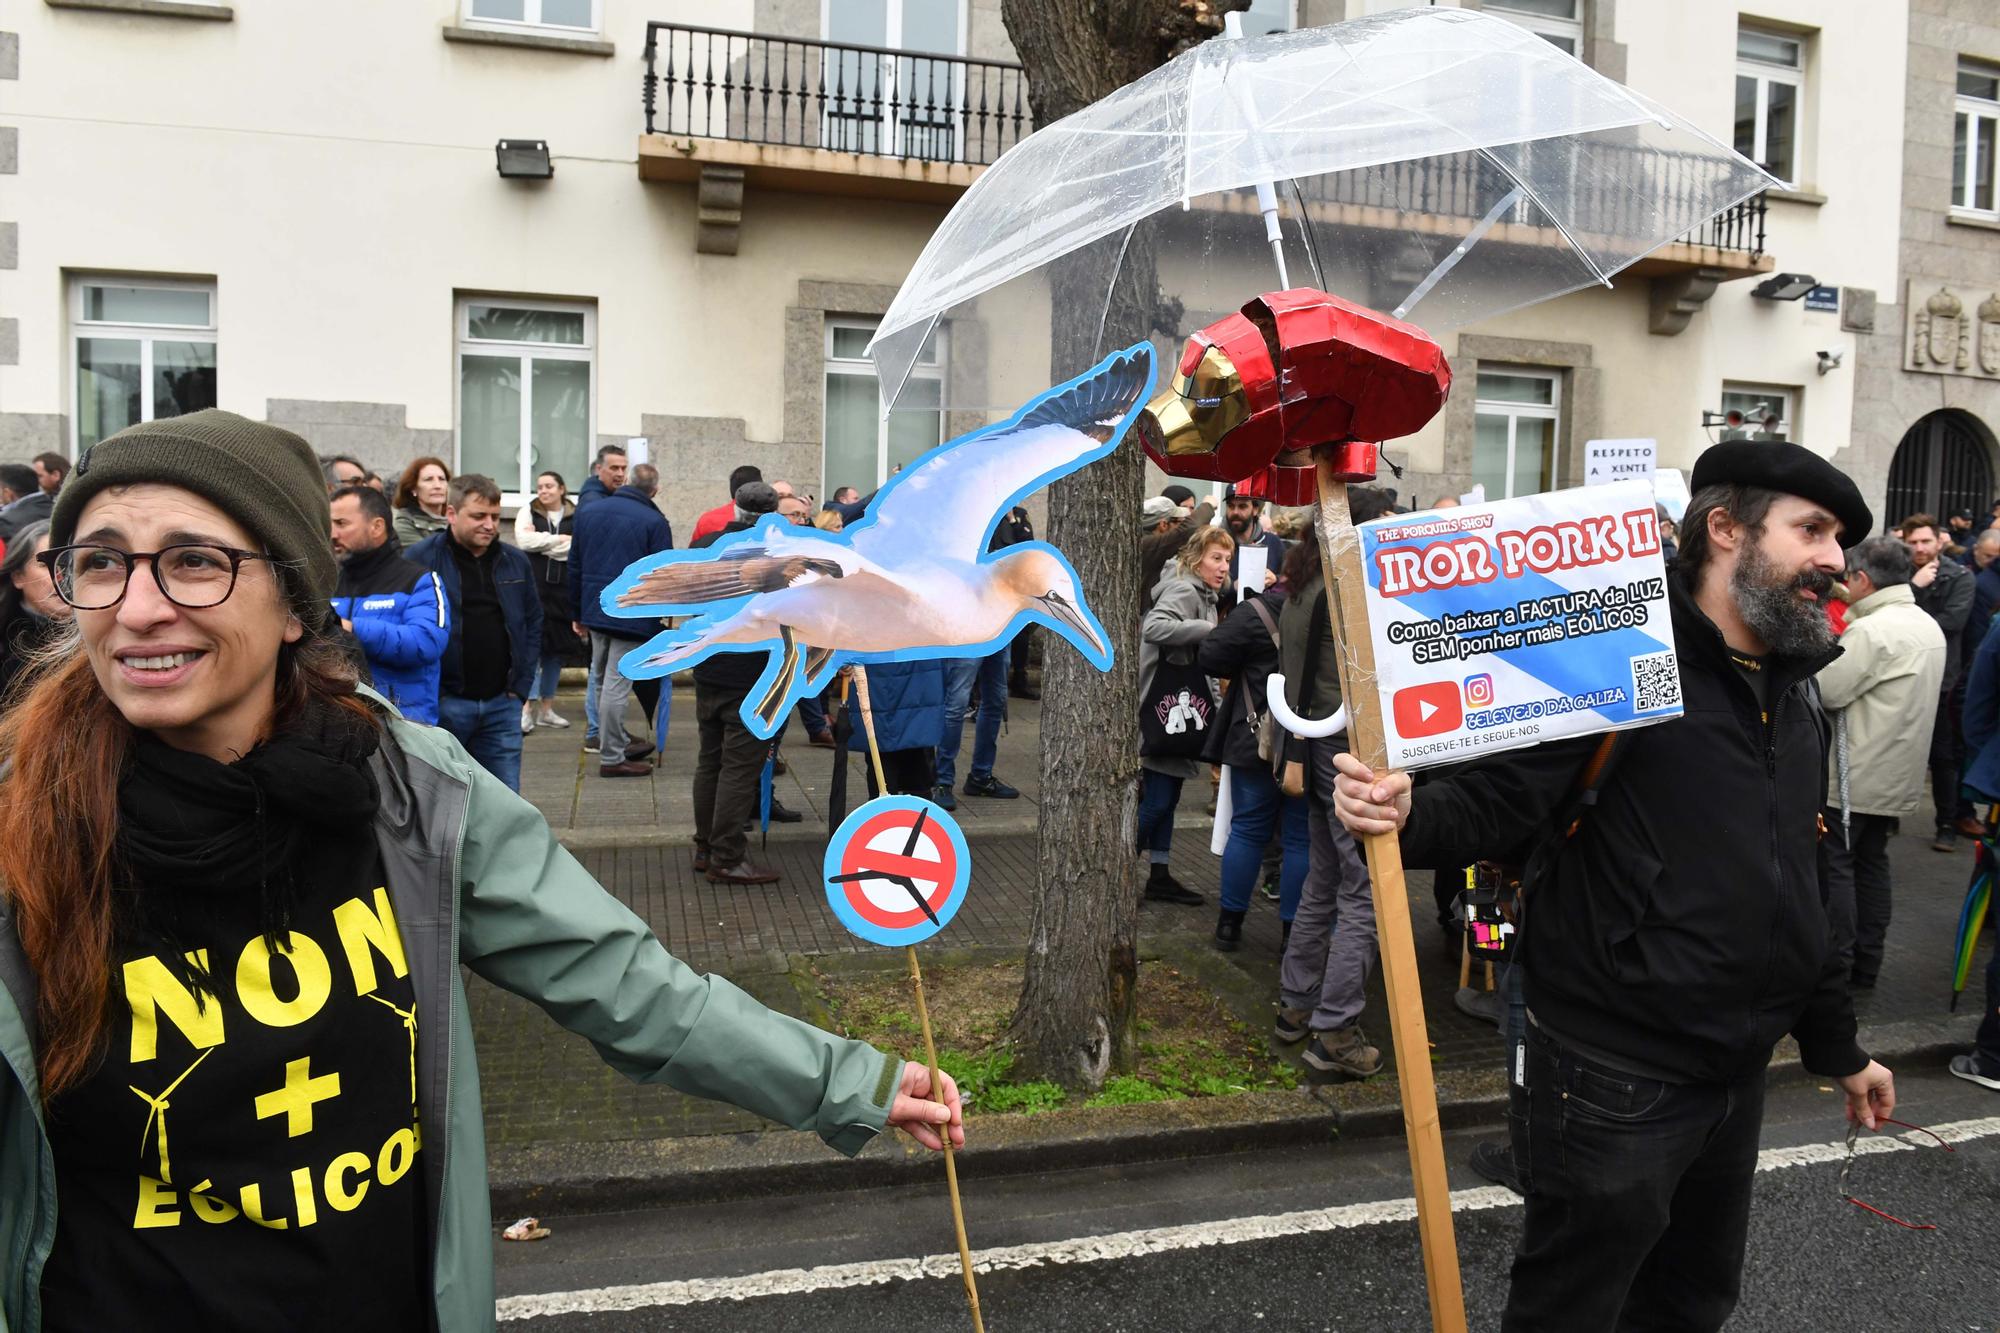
[{"x1": 1331, "y1": 439, "x2": 1895, "y2": 1333}]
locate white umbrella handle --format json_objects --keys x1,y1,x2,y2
[{"x1": 1265, "y1": 675, "x2": 1347, "y2": 739}]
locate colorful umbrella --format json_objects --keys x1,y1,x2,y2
[{"x1": 1953, "y1": 813, "x2": 1995, "y2": 1010}]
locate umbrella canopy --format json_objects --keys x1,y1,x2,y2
[
  {"x1": 1954, "y1": 825, "x2": 1995, "y2": 1009},
  {"x1": 869, "y1": 6, "x2": 1776, "y2": 411}
]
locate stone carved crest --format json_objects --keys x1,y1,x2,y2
[
  {"x1": 1981, "y1": 293, "x2": 2000, "y2": 376},
  {"x1": 1913, "y1": 286, "x2": 1969, "y2": 370}
]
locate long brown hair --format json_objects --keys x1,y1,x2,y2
[
  {"x1": 392, "y1": 455, "x2": 452, "y2": 513},
  {"x1": 0, "y1": 631, "x2": 377, "y2": 1101}
]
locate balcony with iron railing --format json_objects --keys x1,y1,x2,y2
[{"x1": 637, "y1": 20, "x2": 1770, "y2": 315}]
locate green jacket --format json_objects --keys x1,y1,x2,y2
[{"x1": 0, "y1": 704, "x2": 898, "y2": 1332}]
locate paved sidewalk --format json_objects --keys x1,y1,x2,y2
[
  {"x1": 472, "y1": 698, "x2": 1987, "y2": 1150},
  {"x1": 521, "y1": 677, "x2": 1056, "y2": 845}
]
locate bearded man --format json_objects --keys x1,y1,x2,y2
[{"x1": 1332, "y1": 440, "x2": 1895, "y2": 1333}]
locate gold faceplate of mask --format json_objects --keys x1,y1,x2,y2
[{"x1": 1143, "y1": 343, "x2": 1248, "y2": 455}]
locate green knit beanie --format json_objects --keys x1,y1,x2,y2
[{"x1": 51, "y1": 409, "x2": 336, "y2": 629}]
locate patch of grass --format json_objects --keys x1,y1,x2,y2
[{"x1": 816, "y1": 959, "x2": 1295, "y2": 1117}]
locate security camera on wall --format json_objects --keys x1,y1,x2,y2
[{"x1": 1816, "y1": 348, "x2": 1844, "y2": 376}]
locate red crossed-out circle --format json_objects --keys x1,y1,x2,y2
[{"x1": 835, "y1": 807, "x2": 958, "y2": 928}]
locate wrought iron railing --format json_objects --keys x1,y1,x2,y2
[{"x1": 642, "y1": 22, "x2": 1032, "y2": 167}]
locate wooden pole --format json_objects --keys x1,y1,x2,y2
[
  {"x1": 850, "y1": 665, "x2": 986, "y2": 1332},
  {"x1": 1309, "y1": 463, "x2": 1469, "y2": 1333}
]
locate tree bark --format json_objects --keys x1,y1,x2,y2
[{"x1": 1002, "y1": 0, "x2": 1248, "y2": 1091}]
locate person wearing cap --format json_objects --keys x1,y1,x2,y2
[
  {"x1": 1140, "y1": 489, "x2": 1215, "y2": 615},
  {"x1": 0, "y1": 410, "x2": 963, "y2": 1332},
  {"x1": 1222, "y1": 484, "x2": 1287, "y2": 598},
  {"x1": 1332, "y1": 439, "x2": 1894, "y2": 1333}
]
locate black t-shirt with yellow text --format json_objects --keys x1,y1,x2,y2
[{"x1": 40, "y1": 838, "x2": 428, "y2": 1331}]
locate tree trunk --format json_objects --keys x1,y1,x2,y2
[{"x1": 1002, "y1": 0, "x2": 1247, "y2": 1091}]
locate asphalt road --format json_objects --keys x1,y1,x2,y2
[{"x1": 493, "y1": 1065, "x2": 2000, "y2": 1332}]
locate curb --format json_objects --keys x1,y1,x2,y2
[
  {"x1": 487, "y1": 1012, "x2": 1976, "y2": 1219},
  {"x1": 553, "y1": 811, "x2": 1214, "y2": 852}
]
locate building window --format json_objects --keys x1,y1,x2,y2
[
  {"x1": 1472, "y1": 369, "x2": 1561, "y2": 500},
  {"x1": 1734, "y1": 24, "x2": 1803, "y2": 185},
  {"x1": 1488, "y1": 0, "x2": 1582, "y2": 56},
  {"x1": 1719, "y1": 382, "x2": 1793, "y2": 439},
  {"x1": 1955, "y1": 58, "x2": 1999, "y2": 217},
  {"x1": 462, "y1": 0, "x2": 598, "y2": 35},
  {"x1": 71, "y1": 278, "x2": 218, "y2": 453},
  {"x1": 823, "y1": 317, "x2": 946, "y2": 496},
  {"x1": 455, "y1": 297, "x2": 595, "y2": 502},
  {"x1": 820, "y1": 0, "x2": 968, "y2": 158}
]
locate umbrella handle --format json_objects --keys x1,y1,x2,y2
[{"x1": 1265, "y1": 673, "x2": 1348, "y2": 739}]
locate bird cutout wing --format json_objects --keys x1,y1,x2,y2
[
  {"x1": 616, "y1": 549, "x2": 846, "y2": 609},
  {"x1": 848, "y1": 345, "x2": 1154, "y2": 569}
]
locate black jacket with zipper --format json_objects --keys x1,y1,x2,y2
[
  {"x1": 1196, "y1": 586, "x2": 1288, "y2": 769},
  {"x1": 1400, "y1": 578, "x2": 1866, "y2": 1084}
]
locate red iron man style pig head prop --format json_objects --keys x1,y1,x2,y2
[{"x1": 1135, "y1": 289, "x2": 1452, "y2": 506}]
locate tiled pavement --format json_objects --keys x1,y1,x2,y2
[{"x1": 472, "y1": 688, "x2": 1984, "y2": 1149}]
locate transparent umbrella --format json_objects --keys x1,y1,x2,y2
[{"x1": 868, "y1": 5, "x2": 1777, "y2": 412}]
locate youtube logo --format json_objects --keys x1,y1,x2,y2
[{"x1": 1393, "y1": 681, "x2": 1462, "y2": 739}]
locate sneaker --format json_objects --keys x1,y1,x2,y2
[
  {"x1": 582, "y1": 733, "x2": 599, "y2": 751},
  {"x1": 1949, "y1": 1052, "x2": 2000, "y2": 1091},
  {"x1": 520, "y1": 703, "x2": 537, "y2": 734},
  {"x1": 1274, "y1": 1006, "x2": 1310, "y2": 1044},
  {"x1": 1468, "y1": 1141, "x2": 1522, "y2": 1195},
  {"x1": 1933, "y1": 827, "x2": 1959, "y2": 853},
  {"x1": 1302, "y1": 1026, "x2": 1383, "y2": 1080},
  {"x1": 932, "y1": 784, "x2": 958, "y2": 811},
  {"x1": 1258, "y1": 871, "x2": 1281, "y2": 903},
  {"x1": 963, "y1": 773, "x2": 1020, "y2": 799},
  {"x1": 539, "y1": 708, "x2": 570, "y2": 729}
]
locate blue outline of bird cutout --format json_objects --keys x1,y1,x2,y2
[{"x1": 601, "y1": 342, "x2": 1154, "y2": 740}]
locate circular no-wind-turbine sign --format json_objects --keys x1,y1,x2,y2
[{"x1": 822, "y1": 795, "x2": 971, "y2": 946}]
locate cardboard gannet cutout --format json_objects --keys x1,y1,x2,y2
[{"x1": 601, "y1": 344, "x2": 1151, "y2": 739}]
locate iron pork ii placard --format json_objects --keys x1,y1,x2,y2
[{"x1": 1360, "y1": 480, "x2": 1683, "y2": 770}]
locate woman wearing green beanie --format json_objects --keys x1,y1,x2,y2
[{"x1": 0, "y1": 410, "x2": 961, "y2": 1332}]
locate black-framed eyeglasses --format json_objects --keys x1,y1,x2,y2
[{"x1": 37, "y1": 543, "x2": 274, "y2": 611}]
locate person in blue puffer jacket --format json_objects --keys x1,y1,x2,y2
[
  {"x1": 329, "y1": 484, "x2": 448, "y2": 724},
  {"x1": 846, "y1": 657, "x2": 946, "y2": 798}
]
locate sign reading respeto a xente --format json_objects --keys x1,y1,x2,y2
[{"x1": 1361, "y1": 479, "x2": 1683, "y2": 770}]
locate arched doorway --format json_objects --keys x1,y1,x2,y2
[{"x1": 1885, "y1": 409, "x2": 1995, "y2": 526}]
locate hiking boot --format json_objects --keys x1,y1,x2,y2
[
  {"x1": 1469, "y1": 1141, "x2": 1522, "y2": 1195},
  {"x1": 1949, "y1": 1053, "x2": 2000, "y2": 1092},
  {"x1": 707, "y1": 860, "x2": 781, "y2": 886},
  {"x1": 1214, "y1": 909, "x2": 1245, "y2": 951},
  {"x1": 932, "y1": 784, "x2": 958, "y2": 811},
  {"x1": 1273, "y1": 1006, "x2": 1310, "y2": 1044},
  {"x1": 963, "y1": 773, "x2": 1020, "y2": 799},
  {"x1": 1302, "y1": 1026, "x2": 1383, "y2": 1080},
  {"x1": 1143, "y1": 862, "x2": 1203, "y2": 906}
]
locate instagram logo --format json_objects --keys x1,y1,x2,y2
[{"x1": 1463, "y1": 673, "x2": 1495, "y2": 707}]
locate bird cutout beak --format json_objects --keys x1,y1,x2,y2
[
  {"x1": 1037, "y1": 591, "x2": 1106, "y2": 659},
  {"x1": 1136, "y1": 342, "x2": 1249, "y2": 459}
]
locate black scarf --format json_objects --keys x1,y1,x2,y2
[{"x1": 115, "y1": 698, "x2": 382, "y2": 996}]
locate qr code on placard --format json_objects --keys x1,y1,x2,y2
[{"x1": 1631, "y1": 650, "x2": 1681, "y2": 713}]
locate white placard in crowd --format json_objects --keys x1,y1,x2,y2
[
  {"x1": 1358, "y1": 480, "x2": 1683, "y2": 770},
  {"x1": 1583, "y1": 437, "x2": 1657, "y2": 486},
  {"x1": 626, "y1": 436, "x2": 650, "y2": 466},
  {"x1": 1652, "y1": 468, "x2": 1691, "y2": 522},
  {"x1": 1235, "y1": 544, "x2": 1268, "y2": 601}
]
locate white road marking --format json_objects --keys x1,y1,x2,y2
[{"x1": 497, "y1": 1115, "x2": 2000, "y2": 1321}]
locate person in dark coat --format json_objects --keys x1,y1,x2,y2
[
  {"x1": 569, "y1": 464, "x2": 674, "y2": 778},
  {"x1": 1197, "y1": 551, "x2": 1308, "y2": 952},
  {"x1": 1139, "y1": 492, "x2": 1217, "y2": 615},
  {"x1": 1332, "y1": 441, "x2": 1894, "y2": 1333},
  {"x1": 1902, "y1": 512, "x2": 1977, "y2": 850},
  {"x1": 0, "y1": 464, "x2": 53, "y2": 544},
  {"x1": 1952, "y1": 612, "x2": 2000, "y2": 1095},
  {"x1": 992, "y1": 504, "x2": 1041, "y2": 700},
  {"x1": 0, "y1": 521, "x2": 67, "y2": 705},
  {"x1": 846, "y1": 657, "x2": 946, "y2": 798}
]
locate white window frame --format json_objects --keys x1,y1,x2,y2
[
  {"x1": 818, "y1": 0, "x2": 971, "y2": 159},
  {"x1": 1720, "y1": 381, "x2": 1794, "y2": 438},
  {"x1": 1473, "y1": 367, "x2": 1562, "y2": 501},
  {"x1": 823, "y1": 316, "x2": 948, "y2": 494},
  {"x1": 453, "y1": 296, "x2": 597, "y2": 506},
  {"x1": 461, "y1": 0, "x2": 601, "y2": 37},
  {"x1": 1488, "y1": 0, "x2": 1582, "y2": 56},
  {"x1": 69, "y1": 276, "x2": 218, "y2": 455},
  {"x1": 1735, "y1": 24, "x2": 1804, "y2": 187},
  {"x1": 1954, "y1": 58, "x2": 2000, "y2": 218}
]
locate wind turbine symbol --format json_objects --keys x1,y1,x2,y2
[
  {"x1": 369, "y1": 992, "x2": 420, "y2": 1108},
  {"x1": 828, "y1": 807, "x2": 942, "y2": 925},
  {"x1": 129, "y1": 1047, "x2": 215, "y2": 1184}
]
